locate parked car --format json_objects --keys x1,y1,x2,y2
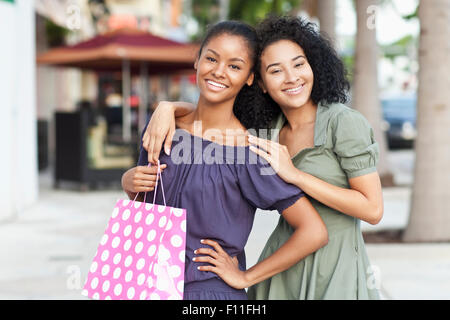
[{"x1": 381, "y1": 94, "x2": 417, "y2": 149}]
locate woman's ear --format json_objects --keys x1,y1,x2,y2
[
  {"x1": 194, "y1": 58, "x2": 198, "y2": 70},
  {"x1": 246, "y1": 72, "x2": 254, "y2": 86}
]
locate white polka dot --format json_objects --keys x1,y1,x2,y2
[
  {"x1": 112, "y1": 207, "x2": 120, "y2": 218},
  {"x1": 111, "y1": 236, "x2": 121, "y2": 248},
  {"x1": 123, "y1": 225, "x2": 132, "y2": 237},
  {"x1": 171, "y1": 208, "x2": 184, "y2": 217},
  {"x1": 113, "y1": 253, "x2": 122, "y2": 265},
  {"x1": 147, "y1": 276, "x2": 154, "y2": 288},
  {"x1": 101, "y1": 250, "x2": 109, "y2": 261},
  {"x1": 134, "y1": 211, "x2": 142, "y2": 223},
  {"x1": 93, "y1": 292, "x2": 100, "y2": 300},
  {"x1": 158, "y1": 245, "x2": 171, "y2": 261},
  {"x1": 127, "y1": 287, "x2": 135, "y2": 299},
  {"x1": 100, "y1": 234, "x2": 108, "y2": 246},
  {"x1": 135, "y1": 227, "x2": 143, "y2": 239},
  {"x1": 124, "y1": 239, "x2": 132, "y2": 251},
  {"x1": 134, "y1": 201, "x2": 142, "y2": 209},
  {"x1": 137, "y1": 273, "x2": 146, "y2": 285},
  {"x1": 139, "y1": 290, "x2": 147, "y2": 300},
  {"x1": 122, "y1": 199, "x2": 130, "y2": 207},
  {"x1": 102, "y1": 280, "x2": 110, "y2": 292},
  {"x1": 90, "y1": 277, "x2": 99, "y2": 290},
  {"x1": 181, "y1": 220, "x2": 186, "y2": 233},
  {"x1": 113, "y1": 267, "x2": 121, "y2": 279},
  {"x1": 101, "y1": 264, "x2": 110, "y2": 276},
  {"x1": 150, "y1": 292, "x2": 160, "y2": 300},
  {"x1": 170, "y1": 235, "x2": 183, "y2": 247},
  {"x1": 90, "y1": 261, "x2": 98, "y2": 273},
  {"x1": 177, "y1": 280, "x2": 184, "y2": 293},
  {"x1": 111, "y1": 222, "x2": 120, "y2": 234},
  {"x1": 157, "y1": 205, "x2": 166, "y2": 213},
  {"x1": 165, "y1": 220, "x2": 173, "y2": 231},
  {"x1": 145, "y1": 203, "x2": 154, "y2": 210},
  {"x1": 147, "y1": 244, "x2": 157, "y2": 257},
  {"x1": 158, "y1": 216, "x2": 167, "y2": 228},
  {"x1": 145, "y1": 213, "x2": 154, "y2": 225},
  {"x1": 135, "y1": 241, "x2": 144, "y2": 254},
  {"x1": 153, "y1": 263, "x2": 160, "y2": 276},
  {"x1": 105, "y1": 295, "x2": 112, "y2": 300},
  {"x1": 169, "y1": 265, "x2": 181, "y2": 278},
  {"x1": 179, "y1": 250, "x2": 185, "y2": 263},
  {"x1": 156, "y1": 277, "x2": 169, "y2": 291},
  {"x1": 114, "y1": 283, "x2": 122, "y2": 296},
  {"x1": 124, "y1": 255, "x2": 133, "y2": 267},
  {"x1": 147, "y1": 230, "x2": 156, "y2": 242},
  {"x1": 122, "y1": 209, "x2": 131, "y2": 221},
  {"x1": 125, "y1": 270, "x2": 133, "y2": 282}
]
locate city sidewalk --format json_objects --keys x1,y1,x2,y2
[{"x1": 0, "y1": 161, "x2": 449, "y2": 300}]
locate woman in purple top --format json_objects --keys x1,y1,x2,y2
[{"x1": 121, "y1": 21, "x2": 328, "y2": 300}]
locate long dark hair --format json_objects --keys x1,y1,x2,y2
[{"x1": 198, "y1": 21, "x2": 280, "y2": 129}]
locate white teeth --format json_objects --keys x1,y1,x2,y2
[
  {"x1": 207, "y1": 80, "x2": 227, "y2": 89},
  {"x1": 284, "y1": 84, "x2": 304, "y2": 93}
]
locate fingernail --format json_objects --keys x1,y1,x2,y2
[
  {"x1": 192, "y1": 257, "x2": 196, "y2": 261},
  {"x1": 200, "y1": 239, "x2": 205, "y2": 243},
  {"x1": 197, "y1": 267, "x2": 201, "y2": 270},
  {"x1": 165, "y1": 148, "x2": 170, "y2": 156},
  {"x1": 194, "y1": 250, "x2": 197, "y2": 254}
]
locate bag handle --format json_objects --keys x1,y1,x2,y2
[{"x1": 132, "y1": 160, "x2": 166, "y2": 206}]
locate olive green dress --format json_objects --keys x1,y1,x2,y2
[{"x1": 247, "y1": 102, "x2": 380, "y2": 300}]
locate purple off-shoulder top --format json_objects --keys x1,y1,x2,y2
[{"x1": 137, "y1": 129, "x2": 305, "y2": 286}]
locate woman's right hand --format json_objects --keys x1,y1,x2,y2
[
  {"x1": 142, "y1": 101, "x2": 177, "y2": 164},
  {"x1": 121, "y1": 164, "x2": 167, "y2": 194}
]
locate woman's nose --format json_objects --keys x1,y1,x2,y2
[
  {"x1": 284, "y1": 68, "x2": 299, "y2": 83},
  {"x1": 212, "y1": 63, "x2": 226, "y2": 78}
]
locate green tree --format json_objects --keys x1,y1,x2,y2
[{"x1": 189, "y1": 0, "x2": 302, "y2": 40}]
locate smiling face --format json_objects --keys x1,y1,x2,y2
[
  {"x1": 259, "y1": 40, "x2": 314, "y2": 110},
  {"x1": 195, "y1": 33, "x2": 254, "y2": 105}
]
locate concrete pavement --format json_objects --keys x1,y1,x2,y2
[{"x1": 0, "y1": 152, "x2": 449, "y2": 300}]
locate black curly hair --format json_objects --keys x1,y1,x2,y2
[
  {"x1": 254, "y1": 15, "x2": 350, "y2": 115},
  {"x1": 197, "y1": 21, "x2": 280, "y2": 130}
]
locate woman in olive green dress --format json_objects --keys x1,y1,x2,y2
[{"x1": 141, "y1": 16, "x2": 383, "y2": 299}]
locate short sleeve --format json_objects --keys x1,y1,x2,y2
[
  {"x1": 332, "y1": 109, "x2": 380, "y2": 179},
  {"x1": 237, "y1": 154, "x2": 305, "y2": 213}
]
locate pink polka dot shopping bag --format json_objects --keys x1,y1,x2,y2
[{"x1": 82, "y1": 162, "x2": 186, "y2": 300}]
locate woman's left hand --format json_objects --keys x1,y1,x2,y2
[
  {"x1": 248, "y1": 135, "x2": 299, "y2": 184},
  {"x1": 193, "y1": 239, "x2": 249, "y2": 290}
]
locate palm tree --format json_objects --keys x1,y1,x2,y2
[
  {"x1": 352, "y1": 0, "x2": 394, "y2": 186},
  {"x1": 403, "y1": 0, "x2": 450, "y2": 242}
]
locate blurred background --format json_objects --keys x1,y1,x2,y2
[{"x1": 0, "y1": 0, "x2": 449, "y2": 300}]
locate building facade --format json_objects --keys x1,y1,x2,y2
[{"x1": 0, "y1": 0, "x2": 38, "y2": 221}]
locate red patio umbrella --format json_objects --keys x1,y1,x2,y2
[{"x1": 37, "y1": 28, "x2": 199, "y2": 141}]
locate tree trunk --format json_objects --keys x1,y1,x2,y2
[
  {"x1": 403, "y1": 0, "x2": 450, "y2": 242},
  {"x1": 317, "y1": 0, "x2": 336, "y2": 45},
  {"x1": 218, "y1": 0, "x2": 229, "y2": 21},
  {"x1": 352, "y1": 0, "x2": 394, "y2": 187}
]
